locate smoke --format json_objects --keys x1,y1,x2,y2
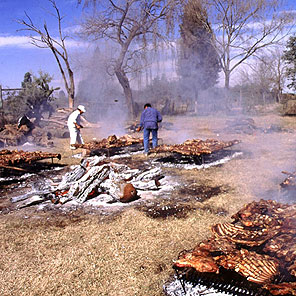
[{"x1": 74, "y1": 46, "x2": 128, "y2": 137}]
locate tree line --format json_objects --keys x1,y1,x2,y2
[{"x1": 13, "y1": 0, "x2": 296, "y2": 119}]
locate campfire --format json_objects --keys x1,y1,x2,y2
[
  {"x1": 173, "y1": 199, "x2": 296, "y2": 296},
  {"x1": 10, "y1": 155, "x2": 167, "y2": 209},
  {"x1": 6, "y1": 135, "x2": 242, "y2": 210}
]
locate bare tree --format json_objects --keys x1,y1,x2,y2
[
  {"x1": 267, "y1": 49, "x2": 287, "y2": 103},
  {"x1": 18, "y1": 0, "x2": 75, "y2": 109},
  {"x1": 238, "y1": 49, "x2": 287, "y2": 107},
  {"x1": 80, "y1": 0, "x2": 180, "y2": 118},
  {"x1": 205, "y1": 0, "x2": 295, "y2": 90}
]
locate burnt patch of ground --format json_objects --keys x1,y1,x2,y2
[
  {"x1": 177, "y1": 183, "x2": 230, "y2": 202},
  {"x1": 137, "y1": 201, "x2": 229, "y2": 220},
  {"x1": 200, "y1": 205, "x2": 229, "y2": 216},
  {"x1": 0, "y1": 162, "x2": 66, "y2": 179},
  {"x1": 137, "y1": 202, "x2": 194, "y2": 219}
]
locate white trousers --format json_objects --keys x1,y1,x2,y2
[{"x1": 69, "y1": 127, "x2": 84, "y2": 145}]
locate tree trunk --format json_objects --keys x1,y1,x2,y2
[
  {"x1": 68, "y1": 93, "x2": 74, "y2": 109},
  {"x1": 115, "y1": 70, "x2": 135, "y2": 119},
  {"x1": 224, "y1": 70, "x2": 230, "y2": 89},
  {"x1": 224, "y1": 70, "x2": 232, "y2": 110}
]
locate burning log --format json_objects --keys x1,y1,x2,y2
[
  {"x1": 173, "y1": 199, "x2": 296, "y2": 295},
  {"x1": 150, "y1": 138, "x2": 241, "y2": 156},
  {"x1": 9, "y1": 156, "x2": 165, "y2": 207}
]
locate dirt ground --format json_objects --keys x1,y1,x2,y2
[{"x1": 1, "y1": 108, "x2": 296, "y2": 296}]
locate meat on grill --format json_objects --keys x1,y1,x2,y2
[
  {"x1": 211, "y1": 222, "x2": 281, "y2": 247},
  {"x1": 263, "y1": 282, "x2": 296, "y2": 295},
  {"x1": 150, "y1": 138, "x2": 240, "y2": 156},
  {"x1": 194, "y1": 237, "x2": 237, "y2": 254},
  {"x1": 214, "y1": 249, "x2": 279, "y2": 284},
  {"x1": 73, "y1": 134, "x2": 143, "y2": 150},
  {"x1": 0, "y1": 149, "x2": 61, "y2": 166},
  {"x1": 174, "y1": 251, "x2": 219, "y2": 273},
  {"x1": 173, "y1": 199, "x2": 296, "y2": 295}
]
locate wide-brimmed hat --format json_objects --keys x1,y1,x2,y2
[{"x1": 77, "y1": 105, "x2": 86, "y2": 113}]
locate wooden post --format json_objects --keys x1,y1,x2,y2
[{"x1": 0, "y1": 85, "x2": 2, "y2": 109}]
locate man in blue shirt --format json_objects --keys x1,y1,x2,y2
[{"x1": 137, "y1": 103, "x2": 162, "y2": 154}]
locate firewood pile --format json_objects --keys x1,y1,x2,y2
[
  {"x1": 174, "y1": 199, "x2": 296, "y2": 295},
  {"x1": 0, "y1": 124, "x2": 31, "y2": 147},
  {"x1": 0, "y1": 149, "x2": 61, "y2": 167},
  {"x1": 73, "y1": 134, "x2": 143, "y2": 150},
  {"x1": 150, "y1": 138, "x2": 241, "y2": 156},
  {"x1": 11, "y1": 156, "x2": 165, "y2": 208},
  {"x1": 0, "y1": 108, "x2": 72, "y2": 148}
]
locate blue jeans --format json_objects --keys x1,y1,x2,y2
[{"x1": 143, "y1": 128, "x2": 158, "y2": 152}]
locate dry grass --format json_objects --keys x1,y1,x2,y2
[
  {"x1": 0, "y1": 209, "x2": 230, "y2": 296},
  {"x1": 1, "y1": 111, "x2": 296, "y2": 295}
]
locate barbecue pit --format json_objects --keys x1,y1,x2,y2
[{"x1": 171, "y1": 199, "x2": 296, "y2": 296}]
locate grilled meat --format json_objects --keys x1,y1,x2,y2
[
  {"x1": 194, "y1": 237, "x2": 237, "y2": 254},
  {"x1": 214, "y1": 249, "x2": 279, "y2": 284},
  {"x1": 74, "y1": 134, "x2": 143, "y2": 150},
  {"x1": 174, "y1": 200, "x2": 296, "y2": 294},
  {"x1": 174, "y1": 252, "x2": 219, "y2": 273},
  {"x1": 0, "y1": 149, "x2": 61, "y2": 166},
  {"x1": 211, "y1": 222, "x2": 280, "y2": 247},
  {"x1": 263, "y1": 282, "x2": 296, "y2": 295},
  {"x1": 150, "y1": 138, "x2": 240, "y2": 156}
]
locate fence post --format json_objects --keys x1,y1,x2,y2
[{"x1": 0, "y1": 85, "x2": 2, "y2": 109}]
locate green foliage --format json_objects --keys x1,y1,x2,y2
[
  {"x1": 4, "y1": 71, "x2": 59, "y2": 124},
  {"x1": 283, "y1": 36, "x2": 296, "y2": 93}
]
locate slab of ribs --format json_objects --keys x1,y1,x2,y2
[
  {"x1": 174, "y1": 199, "x2": 296, "y2": 295},
  {"x1": 0, "y1": 149, "x2": 61, "y2": 166}
]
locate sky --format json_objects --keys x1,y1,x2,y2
[
  {"x1": 0, "y1": 0, "x2": 296, "y2": 91},
  {"x1": 0, "y1": 0, "x2": 85, "y2": 89}
]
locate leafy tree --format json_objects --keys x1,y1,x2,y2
[
  {"x1": 283, "y1": 36, "x2": 296, "y2": 93},
  {"x1": 5, "y1": 72, "x2": 58, "y2": 125},
  {"x1": 177, "y1": 0, "x2": 221, "y2": 101}
]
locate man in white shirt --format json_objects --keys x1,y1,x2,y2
[{"x1": 67, "y1": 105, "x2": 86, "y2": 149}]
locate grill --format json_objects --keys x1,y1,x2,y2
[
  {"x1": 173, "y1": 266, "x2": 278, "y2": 296},
  {"x1": 170, "y1": 200, "x2": 296, "y2": 296},
  {"x1": 154, "y1": 149, "x2": 240, "y2": 166}
]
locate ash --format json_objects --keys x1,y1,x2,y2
[{"x1": 164, "y1": 276, "x2": 231, "y2": 296}]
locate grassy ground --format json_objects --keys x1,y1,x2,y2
[{"x1": 1, "y1": 109, "x2": 296, "y2": 296}]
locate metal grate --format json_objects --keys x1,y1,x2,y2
[{"x1": 173, "y1": 266, "x2": 279, "y2": 296}]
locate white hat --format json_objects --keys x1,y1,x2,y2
[{"x1": 77, "y1": 105, "x2": 86, "y2": 113}]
